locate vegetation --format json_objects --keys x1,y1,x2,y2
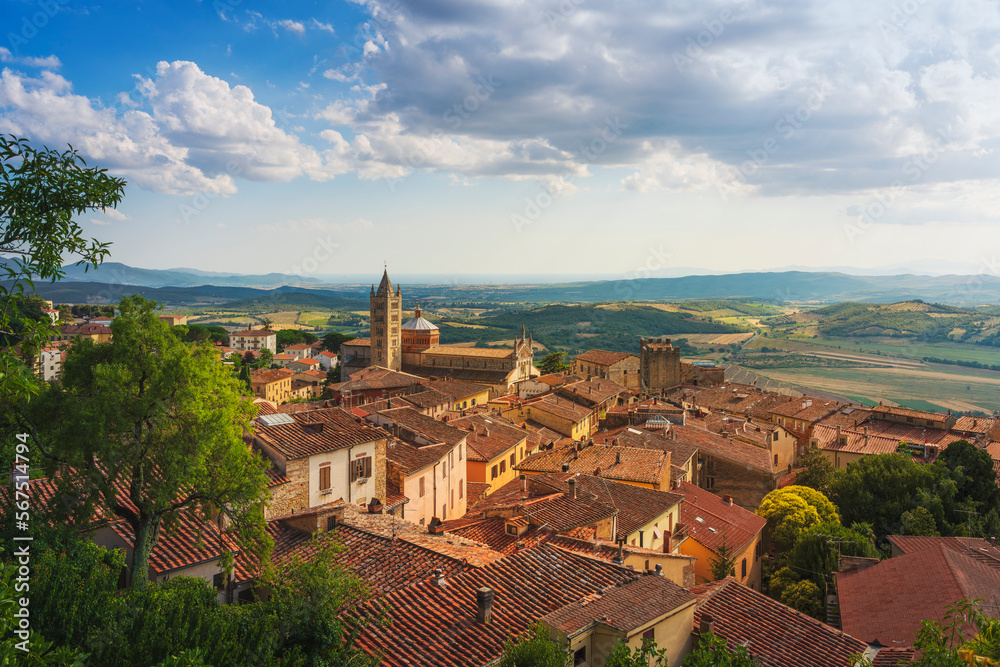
[
  {"x1": 495, "y1": 622, "x2": 569, "y2": 667},
  {"x1": 0, "y1": 134, "x2": 125, "y2": 405},
  {"x1": 708, "y1": 536, "x2": 738, "y2": 581},
  {"x1": 679, "y1": 633, "x2": 761, "y2": 667},
  {"x1": 321, "y1": 332, "x2": 355, "y2": 353},
  {"x1": 275, "y1": 329, "x2": 318, "y2": 350},
  {"x1": 794, "y1": 446, "x2": 836, "y2": 495},
  {"x1": 27, "y1": 295, "x2": 271, "y2": 587},
  {"x1": 537, "y1": 352, "x2": 570, "y2": 374},
  {"x1": 756, "y1": 486, "x2": 840, "y2": 552}
]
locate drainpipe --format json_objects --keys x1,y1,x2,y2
[{"x1": 347, "y1": 445, "x2": 353, "y2": 503}]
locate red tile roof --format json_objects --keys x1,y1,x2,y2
[
  {"x1": 254, "y1": 407, "x2": 385, "y2": 460},
  {"x1": 233, "y1": 329, "x2": 274, "y2": 337},
  {"x1": 427, "y1": 378, "x2": 491, "y2": 400},
  {"x1": 677, "y1": 481, "x2": 765, "y2": 554},
  {"x1": 375, "y1": 407, "x2": 469, "y2": 446},
  {"x1": 542, "y1": 573, "x2": 695, "y2": 634},
  {"x1": 836, "y1": 545, "x2": 1000, "y2": 647},
  {"x1": 574, "y1": 350, "x2": 637, "y2": 366},
  {"x1": 952, "y1": 416, "x2": 996, "y2": 434},
  {"x1": 885, "y1": 535, "x2": 1000, "y2": 568},
  {"x1": 452, "y1": 414, "x2": 527, "y2": 462},
  {"x1": 672, "y1": 423, "x2": 775, "y2": 474},
  {"x1": 517, "y1": 445, "x2": 669, "y2": 486},
  {"x1": 353, "y1": 544, "x2": 638, "y2": 667},
  {"x1": 692, "y1": 578, "x2": 869, "y2": 667},
  {"x1": 555, "y1": 377, "x2": 626, "y2": 408},
  {"x1": 812, "y1": 423, "x2": 905, "y2": 456},
  {"x1": 871, "y1": 404, "x2": 952, "y2": 423},
  {"x1": 527, "y1": 394, "x2": 593, "y2": 422},
  {"x1": 111, "y1": 510, "x2": 238, "y2": 575},
  {"x1": 592, "y1": 426, "x2": 699, "y2": 467},
  {"x1": 386, "y1": 438, "x2": 453, "y2": 475}
]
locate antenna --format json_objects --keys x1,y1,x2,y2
[{"x1": 955, "y1": 509, "x2": 978, "y2": 538}]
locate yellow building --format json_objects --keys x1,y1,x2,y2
[
  {"x1": 452, "y1": 414, "x2": 528, "y2": 493},
  {"x1": 251, "y1": 368, "x2": 293, "y2": 404},
  {"x1": 428, "y1": 379, "x2": 491, "y2": 412},
  {"x1": 501, "y1": 394, "x2": 595, "y2": 440},
  {"x1": 677, "y1": 481, "x2": 766, "y2": 591}
]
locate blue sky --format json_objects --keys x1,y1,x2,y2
[{"x1": 2, "y1": 0, "x2": 1000, "y2": 280}]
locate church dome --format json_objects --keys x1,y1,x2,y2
[{"x1": 401, "y1": 306, "x2": 438, "y2": 331}]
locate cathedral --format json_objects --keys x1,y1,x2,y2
[{"x1": 339, "y1": 269, "x2": 539, "y2": 392}]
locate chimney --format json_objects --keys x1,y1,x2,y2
[
  {"x1": 568, "y1": 477, "x2": 577, "y2": 499},
  {"x1": 520, "y1": 473, "x2": 527, "y2": 494},
  {"x1": 433, "y1": 568, "x2": 447, "y2": 587},
  {"x1": 615, "y1": 451, "x2": 621, "y2": 465},
  {"x1": 561, "y1": 462, "x2": 570, "y2": 472},
  {"x1": 639, "y1": 529, "x2": 644, "y2": 548},
  {"x1": 476, "y1": 587, "x2": 494, "y2": 624},
  {"x1": 654, "y1": 563, "x2": 663, "y2": 576},
  {"x1": 663, "y1": 529, "x2": 672, "y2": 553},
  {"x1": 699, "y1": 614, "x2": 715, "y2": 636},
  {"x1": 722, "y1": 495, "x2": 732, "y2": 506}
]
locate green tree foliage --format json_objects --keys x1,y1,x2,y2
[
  {"x1": 708, "y1": 535, "x2": 738, "y2": 581},
  {"x1": 537, "y1": 352, "x2": 570, "y2": 374},
  {"x1": 795, "y1": 446, "x2": 836, "y2": 495},
  {"x1": 935, "y1": 440, "x2": 1000, "y2": 516},
  {"x1": 680, "y1": 633, "x2": 761, "y2": 667},
  {"x1": 321, "y1": 332, "x2": 355, "y2": 353},
  {"x1": 780, "y1": 580, "x2": 824, "y2": 620},
  {"x1": 789, "y1": 522, "x2": 878, "y2": 594},
  {"x1": 606, "y1": 638, "x2": 671, "y2": 667},
  {"x1": 275, "y1": 329, "x2": 318, "y2": 350},
  {"x1": 0, "y1": 134, "x2": 125, "y2": 405},
  {"x1": 495, "y1": 622, "x2": 569, "y2": 667},
  {"x1": 901, "y1": 506, "x2": 940, "y2": 536},
  {"x1": 767, "y1": 566, "x2": 800, "y2": 601},
  {"x1": 172, "y1": 324, "x2": 229, "y2": 346},
  {"x1": 756, "y1": 486, "x2": 840, "y2": 552},
  {"x1": 28, "y1": 295, "x2": 271, "y2": 587}
]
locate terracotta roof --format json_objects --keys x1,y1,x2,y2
[
  {"x1": 871, "y1": 649, "x2": 915, "y2": 666},
  {"x1": 251, "y1": 368, "x2": 293, "y2": 385},
  {"x1": 317, "y1": 350, "x2": 337, "y2": 358},
  {"x1": 692, "y1": 578, "x2": 869, "y2": 667},
  {"x1": 534, "y1": 372, "x2": 582, "y2": 387},
  {"x1": 353, "y1": 545, "x2": 638, "y2": 667},
  {"x1": 527, "y1": 394, "x2": 593, "y2": 422},
  {"x1": 375, "y1": 407, "x2": 468, "y2": 446},
  {"x1": 427, "y1": 378, "x2": 491, "y2": 401},
  {"x1": 770, "y1": 398, "x2": 843, "y2": 422},
  {"x1": 403, "y1": 388, "x2": 452, "y2": 409},
  {"x1": 111, "y1": 510, "x2": 238, "y2": 575},
  {"x1": 452, "y1": 414, "x2": 527, "y2": 462},
  {"x1": 812, "y1": 423, "x2": 904, "y2": 456},
  {"x1": 555, "y1": 377, "x2": 625, "y2": 409},
  {"x1": 443, "y1": 516, "x2": 539, "y2": 555},
  {"x1": 570, "y1": 474, "x2": 684, "y2": 539},
  {"x1": 342, "y1": 337, "x2": 371, "y2": 347},
  {"x1": 671, "y1": 423, "x2": 775, "y2": 474},
  {"x1": 952, "y1": 416, "x2": 996, "y2": 434},
  {"x1": 333, "y1": 366, "x2": 426, "y2": 391},
  {"x1": 543, "y1": 573, "x2": 695, "y2": 634},
  {"x1": 353, "y1": 396, "x2": 418, "y2": 416},
  {"x1": 386, "y1": 438, "x2": 453, "y2": 475},
  {"x1": 837, "y1": 545, "x2": 1000, "y2": 647},
  {"x1": 466, "y1": 482, "x2": 491, "y2": 508},
  {"x1": 885, "y1": 535, "x2": 1000, "y2": 567},
  {"x1": 677, "y1": 481, "x2": 765, "y2": 554},
  {"x1": 592, "y1": 427, "x2": 699, "y2": 467},
  {"x1": 517, "y1": 445, "x2": 668, "y2": 486},
  {"x1": 574, "y1": 350, "x2": 637, "y2": 366},
  {"x1": 871, "y1": 404, "x2": 952, "y2": 423},
  {"x1": 254, "y1": 407, "x2": 385, "y2": 460}
]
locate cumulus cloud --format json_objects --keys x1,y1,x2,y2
[{"x1": 317, "y1": 0, "x2": 1000, "y2": 199}]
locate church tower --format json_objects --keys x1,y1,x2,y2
[{"x1": 370, "y1": 267, "x2": 402, "y2": 371}]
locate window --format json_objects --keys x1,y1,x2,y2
[
  {"x1": 350, "y1": 456, "x2": 373, "y2": 482},
  {"x1": 520, "y1": 448, "x2": 524, "y2": 461},
  {"x1": 499, "y1": 460, "x2": 506, "y2": 474},
  {"x1": 451, "y1": 490, "x2": 454, "y2": 509},
  {"x1": 755, "y1": 539, "x2": 763, "y2": 562},
  {"x1": 459, "y1": 445, "x2": 463, "y2": 461},
  {"x1": 491, "y1": 465, "x2": 498, "y2": 480},
  {"x1": 442, "y1": 462, "x2": 447, "y2": 478},
  {"x1": 773, "y1": 454, "x2": 778, "y2": 466},
  {"x1": 459, "y1": 479, "x2": 464, "y2": 499},
  {"x1": 213, "y1": 572, "x2": 227, "y2": 591},
  {"x1": 419, "y1": 476, "x2": 426, "y2": 497},
  {"x1": 442, "y1": 504, "x2": 447, "y2": 520},
  {"x1": 642, "y1": 628, "x2": 655, "y2": 643},
  {"x1": 741, "y1": 558, "x2": 747, "y2": 578},
  {"x1": 472, "y1": 398, "x2": 477, "y2": 406},
  {"x1": 319, "y1": 464, "x2": 331, "y2": 491},
  {"x1": 574, "y1": 647, "x2": 586, "y2": 666},
  {"x1": 510, "y1": 452, "x2": 516, "y2": 467},
  {"x1": 506, "y1": 524, "x2": 518, "y2": 536}
]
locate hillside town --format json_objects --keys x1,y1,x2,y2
[{"x1": 17, "y1": 268, "x2": 1000, "y2": 666}]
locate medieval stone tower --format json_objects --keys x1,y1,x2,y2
[
  {"x1": 640, "y1": 337, "x2": 681, "y2": 393},
  {"x1": 370, "y1": 268, "x2": 402, "y2": 371}
]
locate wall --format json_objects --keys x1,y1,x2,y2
[
  {"x1": 679, "y1": 362, "x2": 725, "y2": 388},
  {"x1": 624, "y1": 504, "x2": 681, "y2": 552},
  {"x1": 696, "y1": 455, "x2": 776, "y2": 510},
  {"x1": 640, "y1": 338, "x2": 681, "y2": 392},
  {"x1": 307, "y1": 438, "x2": 385, "y2": 508},
  {"x1": 680, "y1": 533, "x2": 762, "y2": 590},
  {"x1": 266, "y1": 458, "x2": 309, "y2": 518},
  {"x1": 398, "y1": 446, "x2": 467, "y2": 525},
  {"x1": 624, "y1": 604, "x2": 695, "y2": 667}
]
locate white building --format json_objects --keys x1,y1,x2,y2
[{"x1": 231, "y1": 329, "x2": 277, "y2": 355}]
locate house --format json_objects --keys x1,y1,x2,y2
[
  {"x1": 870, "y1": 404, "x2": 957, "y2": 431},
  {"x1": 885, "y1": 534, "x2": 1000, "y2": 563},
  {"x1": 516, "y1": 371, "x2": 582, "y2": 398},
  {"x1": 500, "y1": 394, "x2": 596, "y2": 440},
  {"x1": 427, "y1": 378, "x2": 491, "y2": 412},
  {"x1": 836, "y1": 545, "x2": 1000, "y2": 648},
  {"x1": 769, "y1": 398, "x2": 844, "y2": 450},
  {"x1": 352, "y1": 544, "x2": 644, "y2": 667},
  {"x1": 287, "y1": 357, "x2": 321, "y2": 373},
  {"x1": 592, "y1": 427, "x2": 699, "y2": 486},
  {"x1": 339, "y1": 337, "x2": 372, "y2": 370},
  {"x1": 230, "y1": 329, "x2": 277, "y2": 355},
  {"x1": 252, "y1": 407, "x2": 388, "y2": 516},
  {"x1": 555, "y1": 376, "x2": 627, "y2": 418},
  {"x1": 283, "y1": 343, "x2": 313, "y2": 359},
  {"x1": 51, "y1": 322, "x2": 112, "y2": 344},
  {"x1": 692, "y1": 412, "x2": 798, "y2": 473},
  {"x1": 517, "y1": 443, "x2": 672, "y2": 491},
  {"x1": 676, "y1": 481, "x2": 766, "y2": 590},
  {"x1": 315, "y1": 350, "x2": 338, "y2": 371},
  {"x1": 271, "y1": 353, "x2": 297, "y2": 368},
  {"x1": 35, "y1": 345, "x2": 65, "y2": 382},
  {"x1": 365, "y1": 407, "x2": 469, "y2": 522},
  {"x1": 810, "y1": 424, "x2": 916, "y2": 468},
  {"x1": 250, "y1": 368, "x2": 293, "y2": 404},
  {"x1": 572, "y1": 349, "x2": 641, "y2": 388},
  {"x1": 41, "y1": 307, "x2": 59, "y2": 323},
  {"x1": 691, "y1": 578, "x2": 873, "y2": 667},
  {"x1": 451, "y1": 414, "x2": 529, "y2": 493},
  {"x1": 542, "y1": 574, "x2": 697, "y2": 667},
  {"x1": 328, "y1": 366, "x2": 427, "y2": 409},
  {"x1": 398, "y1": 388, "x2": 451, "y2": 417},
  {"x1": 158, "y1": 315, "x2": 187, "y2": 326}
]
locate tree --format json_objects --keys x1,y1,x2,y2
[
  {"x1": 756, "y1": 486, "x2": 840, "y2": 552},
  {"x1": 767, "y1": 566, "x2": 800, "y2": 601},
  {"x1": 538, "y1": 352, "x2": 570, "y2": 374},
  {"x1": 795, "y1": 446, "x2": 836, "y2": 494},
  {"x1": 259, "y1": 316, "x2": 273, "y2": 331},
  {"x1": 780, "y1": 580, "x2": 824, "y2": 620},
  {"x1": 322, "y1": 331, "x2": 355, "y2": 353},
  {"x1": 934, "y1": 440, "x2": 1000, "y2": 515},
  {"x1": 681, "y1": 633, "x2": 761, "y2": 667},
  {"x1": 496, "y1": 621, "x2": 569, "y2": 667},
  {"x1": 901, "y1": 506, "x2": 940, "y2": 536},
  {"x1": 0, "y1": 134, "x2": 125, "y2": 404},
  {"x1": 30, "y1": 295, "x2": 271, "y2": 587},
  {"x1": 789, "y1": 521, "x2": 878, "y2": 595},
  {"x1": 607, "y1": 638, "x2": 671, "y2": 667},
  {"x1": 708, "y1": 534, "x2": 738, "y2": 581}
]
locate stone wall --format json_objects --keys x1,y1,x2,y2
[
  {"x1": 679, "y1": 362, "x2": 725, "y2": 388},
  {"x1": 696, "y1": 454, "x2": 777, "y2": 510},
  {"x1": 266, "y1": 457, "x2": 309, "y2": 519}
]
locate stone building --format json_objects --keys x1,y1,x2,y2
[
  {"x1": 640, "y1": 337, "x2": 724, "y2": 393},
  {"x1": 341, "y1": 268, "x2": 538, "y2": 393},
  {"x1": 572, "y1": 350, "x2": 641, "y2": 388}
]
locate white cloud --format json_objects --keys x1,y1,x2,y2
[
  {"x1": 311, "y1": 18, "x2": 336, "y2": 34},
  {"x1": 276, "y1": 19, "x2": 306, "y2": 36},
  {"x1": 0, "y1": 48, "x2": 61, "y2": 69}
]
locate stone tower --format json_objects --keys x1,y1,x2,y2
[
  {"x1": 370, "y1": 268, "x2": 402, "y2": 371},
  {"x1": 640, "y1": 337, "x2": 681, "y2": 393}
]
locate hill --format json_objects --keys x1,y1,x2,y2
[{"x1": 53, "y1": 262, "x2": 324, "y2": 288}]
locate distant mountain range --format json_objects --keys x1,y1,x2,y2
[{"x1": 10, "y1": 264, "x2": 1000, "y2": 306}]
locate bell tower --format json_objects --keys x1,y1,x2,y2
[{"x1": 370, "y1": 267, "x2": 402, "y2": 371}]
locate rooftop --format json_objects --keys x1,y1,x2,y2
[
  {"x1": 375, "y1": 407, "x2": 469, "y2": 446},
  {"x1": 452, "y1": 414, "x2": 527, "y2": 462},
  {"x1": 517, "y1": 445, "x2": 668, "y2": 486},
  {"x1": 677, "y1": 481, "x2": 766, "y2": 553},
  {"x1": 574, "y1": 349, "x2": 637, "y2": 366},
  {"x1": 254, "y1": 407, "x2": 385, "y2": 460}
]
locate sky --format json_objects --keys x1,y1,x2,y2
[{"x1": 2, "y1": 0, "x2": 1000, "y2": 281}]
